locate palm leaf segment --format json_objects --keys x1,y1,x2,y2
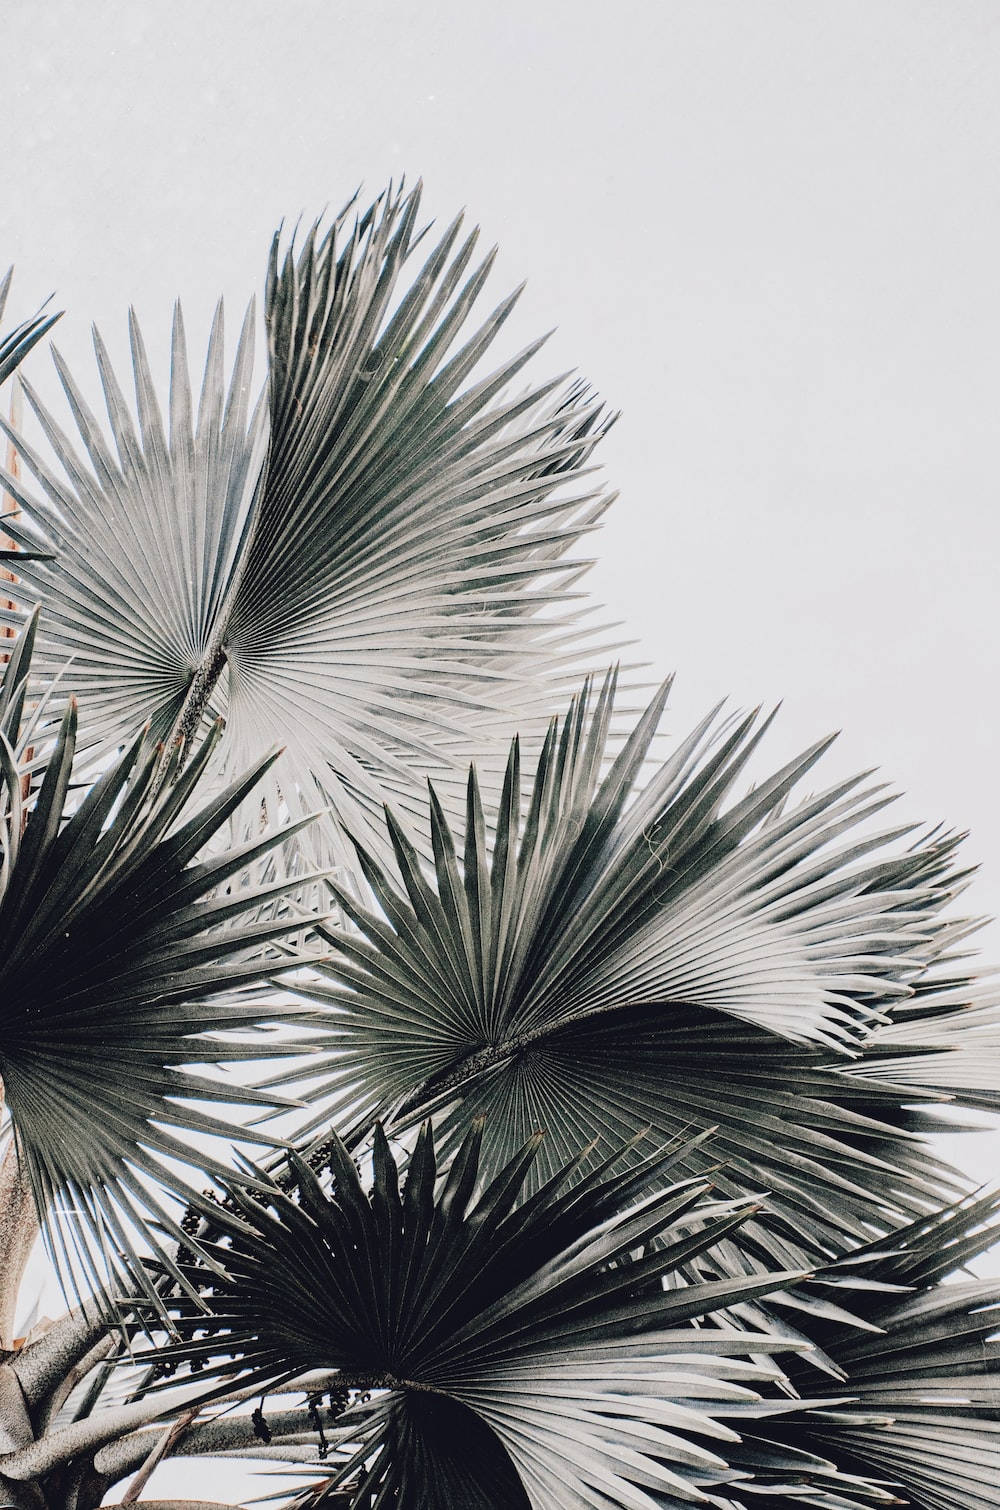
[
  {"x1": 841, "y1": 962, "x2": 1000, "y2": 1117},
  {"x1": 157, "y1": 1122, "x2": 808, "y2": 1510},
  {"x1": 0, "y1": 185, "x2": 613, "y2": 868},
  {"x1": 722, "y1": 1191, "x2": 1000, "y2": 1510},
  {"x1": 0, "y1": 268, "x2": 59, "y2": 391},
  {"x1": 304, "y1": 672, "x2": 985, "y2": 1264},
  {"x1": 0, "y1": 615, "x2": 322, "y2": 1305},
  {"x1": 0, "y1": 269, "x2": 60, "y2": 571}
]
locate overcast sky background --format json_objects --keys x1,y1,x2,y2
[{"x1": 4, "y1": 2, "x2": 1000, "y2": 1502}]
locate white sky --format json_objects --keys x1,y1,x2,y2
[{"x1": 4, "y1": 2, "x2": 1000, "y2": 1502}]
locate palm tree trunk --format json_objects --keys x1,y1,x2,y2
[
  {"x1": 0, "y1": 1133, "x2": 39, "y2": 1350},
  {"x1": 0, "y1": 385, "x2": 41, "y2": 1350},
  {"x1": 1, "y1": 378, "x2": 21, "y2": 638},
  {"x1": 102, "y1": 1502, "x2": 241, "y2": 1509}
]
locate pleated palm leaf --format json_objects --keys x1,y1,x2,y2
[
  {"x1": 299, "y1": 670, "x2": 984, "y2": 1266},
  {"x1": 150, "y1": 1120, "x2": 811, "y2": 1510},
  {"x1": 839, "y1": 961, "x2": 1000, "y2": 1117},
  {"x1": 719, "y1": 1189, "x2": 1000, "y2": 1510},
  {"x1": 0, "y1": 184, "x2": 613, "y2": 872},
  {"x1": 0, "y1": 614, "x2": 324, "y2": 1307}
]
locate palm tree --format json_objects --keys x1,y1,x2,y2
[
  {"x1": 0, "y1": 186, "x2": 613, "y2": 872},
  {"x1": 0, "y1": 187, "x2": 996, "y2": 1510}
]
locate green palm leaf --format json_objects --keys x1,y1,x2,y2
[
  {"x1": 0, "y1": 185, "x2": 614, "y2": 870},
  {"x1": 300, "y1": 672, "x2": 983, "y2": 1262},
  {"x1": 150, "y1": 1122, "x2": 808, "y2": 1510},
  {"x1": 0, "y1": 616, "x2": 323, "y2": 1307}
]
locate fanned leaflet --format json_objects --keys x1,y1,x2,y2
[
  {"x1": 718, "y1": 1191, "x2": 1000, "y2": 1510},
  {"x1": 0, "y1": 617, "x2": 323, "y2": 1308},
  {"x1": 223, "y1": 185, "x2": 614, "y2": 839},
  {"x1": 0, "y1": 298, "x2": 265, "y2": 744},
  {"x1": 0, "y1": 184, "x2": 615, "y2": 870},
  {"x1": 842, "y1": 963, "x2": 1000, "y2": 1116},
  {"x1": 300, "y1": 672, "x2": 984, "y2": 1263},
  {"x1": 0, "y1": 270, "x2": 61, "y2": 576},
  {"x1": 0, "y1": 268, "x2": 60, "y2": 391},
  {"x1": 149, "y1": 1122, "x2": 810, "y2": 1510}
]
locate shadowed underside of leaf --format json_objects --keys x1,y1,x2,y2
[
  {"x1": 296, "y1": 672, "x2": 992, "y2": 1263},
  {"x1": 0, "y1": 621, "x2": 323, "y2": 1309},
  {"x1": 148, "y1": 1122, "x2": 811, "y2": 1510},
  {"x1": 0, "y1": 184, "x2": 617, "y2": 873}
]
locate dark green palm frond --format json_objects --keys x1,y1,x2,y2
[
  {"x1": 0, "y1": 619, "x2": 324, "y2": 1307},
  {"x1": 151, "y1": 1122, "x2": 808, "y2": 1510},
  {"x1": 0, "y1": 184, "x2": 615, "y2": 871},
  {"x1": 296, "y1": 672, "x2": 977, "y2": 1262},
  {"x1": 722, "y1": 1192, "x2": 1000, "y2": 1510}
]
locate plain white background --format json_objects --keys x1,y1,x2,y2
[{"x1": 3, "y1": 3, "x2": 999, "y2": 1502}]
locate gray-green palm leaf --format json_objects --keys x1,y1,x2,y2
[
  {"x1": 151, "y1": 1122, "x2": 808, "y2": 1510},
  {"x1": 0, "y1": 614, "x2": 322, "y2": 1306},
  {"x1": 0, "y1": 185, "x2": 612, "y2": 870},
  {"x1": 0, "y1": 269, "x2": 60, "y2": 391},
  {"x1": 302, "y1": 671, "x2": 985, "y2": 1263},
  {"x1": 841, "y1": 962, "x2": 1000, "y2": 1115},
  {"x1": 722, "y1": 1190, "x2": 1000, "y2": 1510}
]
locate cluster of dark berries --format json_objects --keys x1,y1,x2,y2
[
  {"x1": 307, "y1": 1392, "x2": 329, "y2": 1457},
  {"x1": 201, "y1": 1185, "x2": 240, "y2": 1216},
  {"x1": 175, "y1": 1202, "x2": 205, "y2": 1267},
  {"x1": 252, "y1": 1403, "x2": 272, "y2": 1443},
  {"x1": 147, "y1": 1357, "x2": 179, "y2": 1382},
  {"x1": 327, "y1": 1383, "x2": 350, "y2": 1418},
  {"x1": 306, "y1": 1141, "x2": 334, "y2": 1173}
]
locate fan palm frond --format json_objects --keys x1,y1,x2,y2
[
  {"x1": 0, "y1": 616, "x2": 323, "y2": 1307},
  {"x1": 299, "y1": 672, "x2": 981, "y2": 1263},
  {"x1": 0, "y1": 296, "x2": 265, "y2": 744},
  {"x1": 723, "y1": 1191, "x2": 1000, "y2": 1510},
  {"x1": 151, "y1": 1121, "x2": 809, "y2": 1510},
  {"x1": 0, "y1": 185, "x2": 614, "y2": 870}
]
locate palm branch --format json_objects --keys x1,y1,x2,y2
[
  {"x1": 0, "y1": 614, "x2": 323, "y2": 1308},
  {"x1": 0, "y1": 198, "x2": 995, "y2": 1510},
  {"x1": 0, "y1": 185, "x2": 614, "y2": 872},
  {"x1": 721, "y1": 1190, "x2": 1000, "y2": 1510},
  {"x1": 298, "y1": 671, "x2": 987, "y2": 1265},
  {"x1": 144, "y1": 1121, "x2": 811, "y2": 1510}
]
